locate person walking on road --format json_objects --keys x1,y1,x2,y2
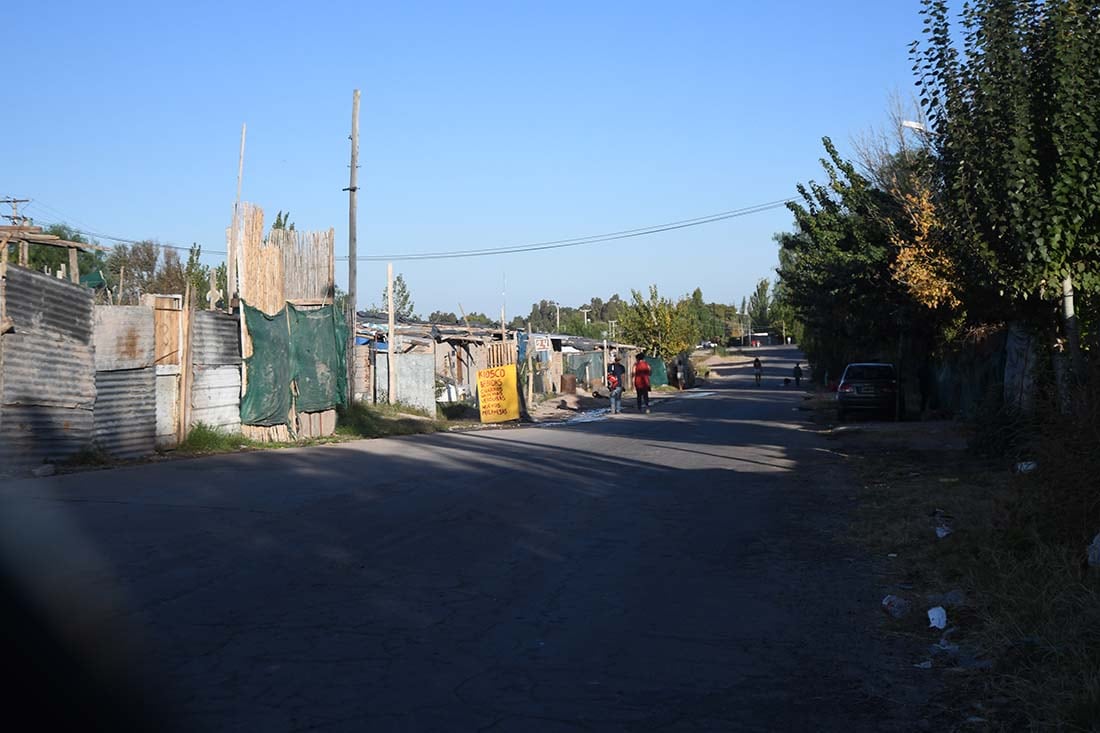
[
  {"x1": 607, "y1": 354, "x2": 626, "y2": 415},
  {"x1": 793, "y1": 363, "x2": 803, "y2": 388},
  {"x1": 753, "y1": 356, "x2": 763, "y2": 387},
  {"x1": 633, "y1": 353, "x2": 652, "y2": 413}
]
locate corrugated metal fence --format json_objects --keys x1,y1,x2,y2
[
  {"x1": 0, "y1": 266, "x2": 96, "y2": 472},
  {"x1": 190, "y1": 311, "x2": 242, "y2": 434},
  {"x1": 93, "y1": 306, "x2": 157, "y2": 460}
]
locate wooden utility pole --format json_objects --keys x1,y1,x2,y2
[
  {"x1": 346, "y1": 90, "x2": 360, "y2": 402},
  {"x1": 387, "y1": 262, "x2": 396, "y2": 405},
  {"x1": 228, "y1": 123, "x2": 246, "y2": 312},
  {"x1": 526, "y1": 322, "x2": 534, "y2": 405}
]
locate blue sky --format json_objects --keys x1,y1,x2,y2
[{"x1": 6, "y1": 0, "x2": 923, "y2": 317}]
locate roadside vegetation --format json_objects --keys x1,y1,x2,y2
[
  {"x1": 840, "y1": 381, "x2": 1100, "y2": 729},
  {"x1": 335, "y1": 402, "x2": 443, "y2": 439},
  {"x1": 177, "y1": 423, "x2": 257, "y2": 454},
  {"x1": 786, "y1": 2, "x2": 1100, "y2": 727}
]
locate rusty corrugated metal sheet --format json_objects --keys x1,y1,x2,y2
[
  {"x1": 0, "y1": 263, "x2": 96, "y2": 472},
  {"x1": 4, "y1": 265, "x2": 93, "y2": 343},
  {"x1": 94, "y1": 368, "x2": 156, "y2": 459},
  {"x1": 94, "y1": 306, "x2": 155, "y2": 371},
  {"x1": 0, "y1": 405, "x2": 94, "y2": 472},
  {"x1": 193, "y1": 311, "x2": 241, "y2": 366},
  {"x1": 191, "y1": 365, "x2": 241, "y2": 433},
  {"x1": 0, "y1": 331, "x2": 96, "y2": 409}
]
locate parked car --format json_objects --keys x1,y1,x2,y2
[{"x1": 836, "y1": 362, "x2": 901, "y2": 421}]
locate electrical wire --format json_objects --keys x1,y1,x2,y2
[
  {"x1": 337, "y1": 199, "x2": 794, "y2": 262},
  {"x1": 19, "y1": 196, "x2": 794, "y2": 262}
]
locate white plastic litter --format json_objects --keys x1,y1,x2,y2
[
  {"x1": 1088, "y1": 534, "x2": 1100, "y2": 568},
  {"x1": 927, "y1": 606, "x2": 947, "y2": 629},
  {"x1": 1014, "y1": 461, "x2": 1038, "y2": 474}
]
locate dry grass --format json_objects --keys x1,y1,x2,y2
[{"x1": 841, "y1": 384, "x2": 1100, "y2": 729}]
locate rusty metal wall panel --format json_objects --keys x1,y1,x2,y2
[
  {"x1": 94, "y1": 368, "x2": 156, "y2": 459},
  {"x1": 192, "y1": 311, "x2": 241, "y2": 366},
  {"x1": 0, "y1": 404, "x2": 94, "y2": 473},
  {"x1": 0, "y1": 331, "x2": 96, "y2": 409},
  {"x1": 93, "y1": 306, "x2": 155, "y2": 371},
  {"x1": 191, "y1": 364, "x2": 241, "y2": 433},
  {"x1": 4, "y1": 265, "x2": 94, "y2": 343}
]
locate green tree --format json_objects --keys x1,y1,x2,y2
[
  {"x1": 776, "y1": 138, "x2": 924, "y2": 380},
  {"x1": 915, "y1": 0, "x2": 1100, "y2": 378},
  {"x1": 380, "y1": 273, "x2": 416, "y2": 320},
  {"x1": 747, "y1": 279, "x2": 772, "y2": 331},
  {"x1": 428, "y1": 311, "x2": 460, "y2": 325},
  {"x1": 619, "y1": 285, "x2": 699, "y2": 360},
  {"x1": 271, "y1": 211, "x2": 295, "y2": 231}
]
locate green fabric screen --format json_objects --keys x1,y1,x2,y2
[
  {"x1": 288, "y1": 304, "x2": 348, "y2": 412},
  {"x1": 644, "y1": 357, "x2": 669, "y2": 387},
  {"x1": 240, "y1": 303, "x2": 348, "y2": 427},
  {"x1": 240, "y1": 306, "x2": 293, "y2": 426}
]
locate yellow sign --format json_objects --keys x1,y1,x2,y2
[{"x1": 477, "y1": 364, "x2": 521, "y2": 423}]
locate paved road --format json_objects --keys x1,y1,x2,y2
[{"x1": 1, "y1": 345, "x2": 931, "y2": 731}]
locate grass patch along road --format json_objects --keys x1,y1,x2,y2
[{"x1": 834, "y1": 419, "x2": 1100, "y2": 730}]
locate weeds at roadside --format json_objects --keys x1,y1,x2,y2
[
  {"x1": 336, "y1": 402, "x2": 442, "y2": 439},
  {"x1": 177, "y1": 423, "x2": 255, "y2": 455},
  {"x1": 64, "y1": 446, "x2": 113, "y2": 467},
  {"x1": 842, "y1": 383, "x2": 1100, "y2": 729}
]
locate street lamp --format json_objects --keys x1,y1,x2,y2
[{"x1": 901, "y1": 120, "x2": 928, "y2": 133}]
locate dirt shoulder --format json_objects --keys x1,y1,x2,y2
[{"x1": 816, "y1": 399, "x2": 1099, "y2": 729}]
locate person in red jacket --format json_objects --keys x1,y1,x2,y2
[{"x1": 632, "y1": 352, "x2": 652, "y2": 413}]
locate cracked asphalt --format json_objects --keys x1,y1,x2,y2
[{"x1": 0, "y1": 346, "x2": 935, "y2": 731}]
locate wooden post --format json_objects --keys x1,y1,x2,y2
[
  {"x1": 526, "y1": 322, "x2": 534, "y2": 404},
  {"x1": 19, "y1": 241, "x2": 28, "y2": 267},
  {"x1": 177, "y1": 285, "x2": 195, "y2": 444},
  {"x1": 603, "y1": 338, "x2": 608, "y2": 390},
  {"x1": 228, "y1": 123, "x2": 246, "y2": 312},
  {"x1": 118, "y1": 266, "x2": 126, "y2": 306},
  {"x1": 347, "y1": 90, "x2": 360, "y2": 404},
  {"x1": 0, "y1": 242, "x2": 10, "y2": 335},
  {"x1": 387, "y1": 262, "x2": 396, "y2": 405},
  {"x1": 208, "y1": 268, "x2": 217, "y2": 310},
  {"x1": 68, "y1": 247, "x2": 79, "y2": 285}
]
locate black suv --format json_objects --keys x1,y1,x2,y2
[{"x1": 836, "y1": 362, "x2": 901, "y2": 420}]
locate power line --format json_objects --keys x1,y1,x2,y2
[
  {"x1": 24, "y1": 212, "x2": 226, "y2": 256},
  {"x1": 20, "y1": 196, "x2": 793, "y2": 263},
  {"x1": 336, "y1": 199, "x2": 794, "y2": 262}
]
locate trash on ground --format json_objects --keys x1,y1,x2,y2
[
  {"x1": 931, "y1": 508, "x2": 954, "y2": 538},
  {"x1": 882, "y1": 594, "x2": 912, "y2": 619},
  {"x1": 1088, "y1": 533, "x2": 1100, "y2": 568},
  {"x1": 928, "y1": 606, "x2": 948, "y2": 629},
  {"x1": 32, "y1": 464, "x2": 56, "y2": 477},
  {"x1": 1014, "y1": 460, "x2": 1038, "y2": 474},
  {"x1": 913, "y1": 660, "x2": 933, "y2": 669}
]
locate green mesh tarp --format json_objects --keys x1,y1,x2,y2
[
  {"x1": 241, "y1": 306, "x2": 293, "y2": 426},
  {"x1": 288, "y1": 303, "x2": 348, "y2": 412},
  {"x1": 240, "y1": 303, "x2": 348, "y2": 426},
  {"x1": 645, "y1": 357, "x2": 669, "y2": 387}
]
